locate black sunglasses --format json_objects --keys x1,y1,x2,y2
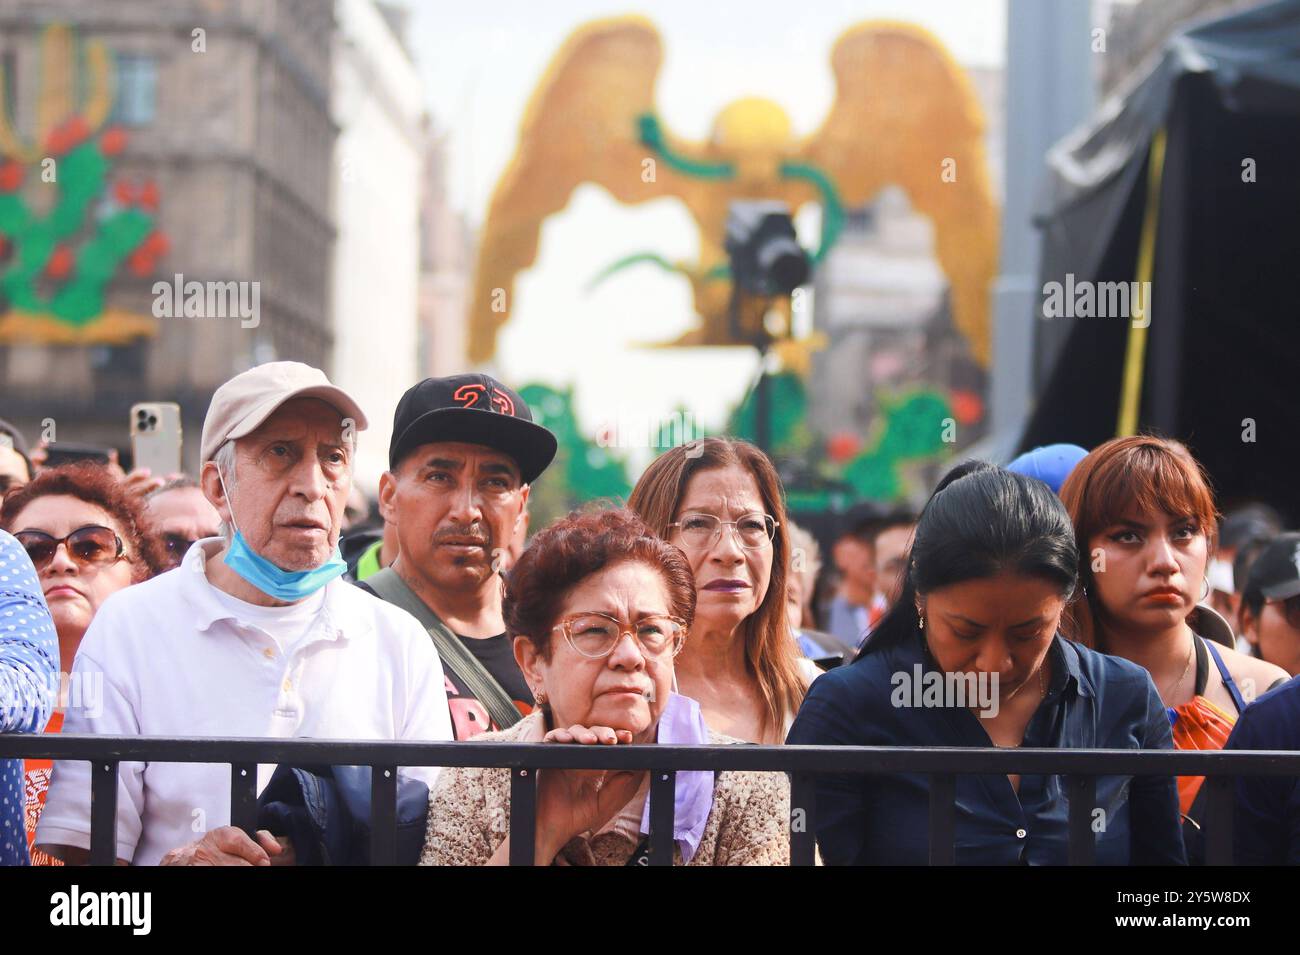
[{"x1": 15, "y1": 525, "x2": 126, "y2": 572}]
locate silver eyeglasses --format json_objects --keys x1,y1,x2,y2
[{"x1": 667, "y1": 512, "x2": 778, "y2": 550}]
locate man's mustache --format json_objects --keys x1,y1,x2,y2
[{"x1": 432, "y1": 525, "x2": 492, "y2": 547}]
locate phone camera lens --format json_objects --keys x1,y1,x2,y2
[{"x1": 147, "y1": 415, "x2": 157, "y2": 427}]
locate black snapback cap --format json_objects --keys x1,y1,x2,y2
[
  {"x1": 388, "y1": 374, "x2": 557, "y2": 484},
  {"x1": 1244, "y1": 532, "x2": 1300, "y2": 603}
]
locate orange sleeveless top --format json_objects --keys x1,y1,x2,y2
[
  {"x1": 1169, "y1": 694, "x2": 1236, "y2": 815},
  {"x1": 1167, "y1": 636, "x2": 1246, "y2": 816}
]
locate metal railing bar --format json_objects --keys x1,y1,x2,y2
[
  {"x1": 1066, "y1": 775, "x2": 1096, "y2": 866},
  {"x1": 229, "y1": 762, "x2": 257, "y2": 837},
  {"x1": 89, "y1": 759, "x2": 118, "y2": 866},
  {"x1": 648, "y1": 770, "x2": 675, "y2": 866},
  {"x1": 1203, "y1": 775, "x2": 1235, "y2": 865},
  {"x1": 789, "y1": 772, "x2": 816, "y2": 867},
  {"x1": 370, "y1": 765, "x2": 397, "y2": 866},
  {"x1": 928, "y1": 773, "x2": 956, "y2": 866},
  {"x1": 509, "y1": 767, "x2": 536, "y2": 866},
  {"x1": 6, "y1": 737, "x2": 1300, "y2": 776}
]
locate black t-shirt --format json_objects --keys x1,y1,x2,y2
[
  {"x1": 444, "y1": 633, "x2": 533, "y2": 740},
  {"x1": 355, "y1": 579, "x2": 533, "y2": 739}
]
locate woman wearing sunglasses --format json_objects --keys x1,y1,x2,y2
[
  {"x1": 628, "y1": 438, "x2": 811, "y2": 745},
  {"x1": 0, "y1": 463, "x2": 165, "y2": 865},
  {"x1": 421, "y1": 507, "x2": 789, "y2": 865}
]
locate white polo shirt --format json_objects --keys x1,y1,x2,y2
[{"x1": 36, "y1": 539, "x2": 453, "y2": 865}]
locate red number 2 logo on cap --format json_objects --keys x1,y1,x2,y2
[
  {"x1": 490, "y1": 388, "x2": 515, "y2": 415},
  {"x1": 453, "y1": 384, "x2": 486, "y2": 408},
  {"x1": 453, "y1": 384, "x2": 515, "y2": 416}
]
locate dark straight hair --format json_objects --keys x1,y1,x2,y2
[{"x1": 860, "y1": 461, "x2": 1080, "y2": 656}]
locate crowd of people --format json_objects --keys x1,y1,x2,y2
[{"x1": 2, "y1": 361, "x2": 1300, "y2": 866}]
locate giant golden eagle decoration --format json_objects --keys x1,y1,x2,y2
[{"x1": 470, "y1": 15, "x2": 999, "y2": 368}]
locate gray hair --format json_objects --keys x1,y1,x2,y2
[{"x1": 213, "y1": 441, "x2": 239, "y2": 540}]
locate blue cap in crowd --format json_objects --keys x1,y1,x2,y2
[{"x1": 1007, "y1": 443, "x2": 1088, "y2": 494}]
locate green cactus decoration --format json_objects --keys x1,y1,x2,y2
[
  {"x1": 518, "y1": 383, "x2": 633, "y2": 527},
  {"x1": 0, "y1": 120, "x2": 166, "y2": 332},
  {"x1": 842, "y1": 391, "x2": 954, "y2": 499}
]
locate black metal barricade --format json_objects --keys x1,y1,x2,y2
[{"x1": 4, "y1": 735, "x2": 1300, "y2": 865}]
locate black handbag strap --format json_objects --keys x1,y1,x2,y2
[{"x1": 366, "y1": 568, "x2": 521, "y2": 730}]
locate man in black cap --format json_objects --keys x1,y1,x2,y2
[
  {"x1": 1238, "y1": 532, "x2": 1300, "y2": 678},
  {"x1": 361, "y1": 374, "x2": 557, "y2": 740},
  {"x1": 1225, "y1": 531, "x2": 1300, "y2": 864}
]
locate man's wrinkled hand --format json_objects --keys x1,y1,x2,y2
[{"x1": 159, "y1": 827, "x2": 286, "y2": 866}]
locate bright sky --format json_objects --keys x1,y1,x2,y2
[{"x1": 407, "y1": 0, "x2": 1006, "y2": 469}]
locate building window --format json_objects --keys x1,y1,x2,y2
[
  {"x1": 90, "y1": 341, "x2": 146, "y2": 392},
  {"x1": 111, "y1": 54, "x2": 157, "y2": 126}
]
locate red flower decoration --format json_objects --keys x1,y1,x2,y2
[
  {"x1": 827, "y1": 431, "x2": 862, "y2": 464},
  {"x1": 47, "y1": 245, "x2": 74, "y2": 280},
  {"x1": 126, "y1": 248, "x2": 154, "y2": 277},
  {"x1": 113, "y1": 180, "x2": 136, "y2": 206},
  {"x1": 45, "y1": 116, "x2": 91, "y2": 155},
  {"x1": 143, "y1": 231, "x2": 169, "y2": 256},
  {"x1": 138, "y1": 181, "x2": 159, "y2": 211},
  {"x1": 100, "y1": 127, "x2": 127, "y2": 156},
  {"x1": 949, "y1": 389, "x2": 984, "y2": 426},
  {"x1": 0, "y1": 161, "x2": 22, "y2": 192}
]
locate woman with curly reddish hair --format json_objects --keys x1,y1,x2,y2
[
  {"x1": 1059, "y1": 436, "x2": 1288, "y2": 850},
  {"x1": 421, "y1": 506, "x2": 790, "y2": 866},
  {"x1": 0, "y1": 463, "x2": 165, "y2": 865}
]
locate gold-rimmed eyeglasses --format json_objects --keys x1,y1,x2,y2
[{"x1": 552, "y1": 611, "x2": 687, "y2": 659}]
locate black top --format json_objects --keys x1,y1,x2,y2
[
  {"x1": 444, "y1": 632, "x2": 532, "y2": 740},
  {"x1": 354, "y1": 579, "x2": 532, "y2": 739}
]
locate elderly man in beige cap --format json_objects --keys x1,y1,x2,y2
[{"x1": 37, "y1": 362, "x2": 453, "y2": 865}]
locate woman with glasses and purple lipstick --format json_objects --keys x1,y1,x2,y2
[
  {"x1": 0, "y1": 463, "x2": 165, "y2": 864},
  {"x1": 628, "y1": 438, "x2": 813, "y2": 745},
  {"x1": 421, "y1": 507, "x2": 790, "y2": 866}
]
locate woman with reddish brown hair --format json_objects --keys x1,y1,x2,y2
[
  {"x1": 0, "y1": 463, "x2": 165, "y2": 865},
  {"x1": 1059, "y1": 436, "x2": 1287, "y2": 844},
  {"x1": 421, "y1": 507, "x2": 790, "y2": 866},
  {"x1": 628, "y1": 438, "x2": 809, "y2": 744}
]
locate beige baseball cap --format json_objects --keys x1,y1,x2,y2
[{"x1": 200, "y1": 361, "x2": 369, "y2": 463}]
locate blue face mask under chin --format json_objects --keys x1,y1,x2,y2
[{"x1": 217, "y1": 466, "x2": 346, "y2": 601}]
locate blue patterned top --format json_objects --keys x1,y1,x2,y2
[{"x1": 0, "y1": 529, "x2": 58, "y2": 866}]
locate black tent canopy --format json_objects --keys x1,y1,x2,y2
[{"x1": 1022, "y1": 0, "x2": 1300, "y2": 520}]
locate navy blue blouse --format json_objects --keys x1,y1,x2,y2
[{"x1": 786, "y1": 631, "x2": 1186, "y2": 865}]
